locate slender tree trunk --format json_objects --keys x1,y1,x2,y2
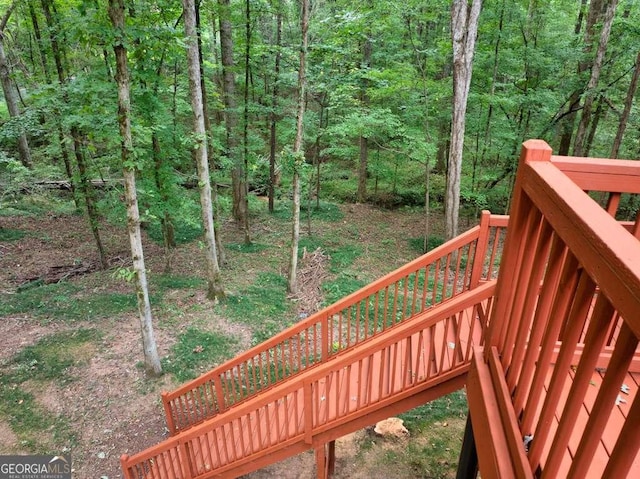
[
  {"x1": 151, "y1": 132, "x2": 176, "y2": 273},
  {"x1": 72, "y1": 128, "x2": 107, "y2": 269},
  {"x1": 611, "y1": 49, "x2": 640, "y2": 158},
  {"x1": 242, "y1": 0, "x2": 251, "y2": 244},
  {"x1": 268, "y1": 10, "x2": 282, "y2": 213},
  {"x1": 28, "y1": 1, "x2": 50, "y2": 83},
  {"x1": 584, "y1": 97, "x2": 605, "y2": 157},
  {"x1": 573, "y1": 0, "x2": 618, "y2": 156},
  {"x1": 33, "y1": 0, "x2": 76, "y2": 208},
  {"x1": 108, "y1": 0, "x2": 162, "y2": 377},
  {"x1": 315, "y1": 96, "x2": 327, "y2": 209},
  {"x1": 435, "y1": 121, "x2": 450, "y2": 174},
  {"x1": 445, "y1": 0, "x2": 482, "y2": 239},
  {"x1": 558, "y1": 0, "x2": 605, "y2": 155},
  {"x1": 218, "y1": 0, "x2": 247, "y2": 228},
  {"x1": 195, "y1": 2, "x2": 225, "y2": 265},
  {"x1": 184, "y1": 0, "x2": 225, "y2": 301},
  {"x1": 356, "y1": 17, "x2": 372, "y2": 204},
  {"x1": 479, "y1": 0, "x2": 504, "y2": 166},
  {"x1": 42, "y1": 0, "x2": 105, "y2": 263},
  {"x1": 0, "y1": 5, "x2": 32, "y2": 168},
  {"x1": 288, "y1": 0, "x2": 309, "y2": 295}
]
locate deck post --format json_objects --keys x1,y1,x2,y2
[
  {"x1": 327, "y1": 440, "x2": 336, "y2": 476},
  {"x1": 314, "y1": 441, "x2": 335, "y2": 479},
  {"x1": 469, "y1": 210, "x2": 491, "y2": 288},
  {"x1": 315, "y1": 444, "x2": 328, "y2": 479},
  {"x1": 161, "y1": 391, "x2": 177, "y2": 435},
  {"x1": 456, "y1": 414, "x2": 478, "y2": 479},
  {"x1": 485, "y1": 140, "x2": 552, "y2": 357},
  {"x1": 119, "y1": 454, "x2": 132, "y2": 479}
]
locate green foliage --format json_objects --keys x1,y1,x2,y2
[
  {"x1": 8, "y1": 329, "x2": 100, "y2": 383},
  {"x1": 408, "y1": 235, "x2": 446, "y2": 255},
  {"x1": 162, "y1": 327, "x2": 237, "y2": 382},
  {"x1": 0, "y1": 282, "x2": 141, "y2": 321},
  {"x1": 146, "y1": 218, "x2": 203, "y2": 245},
  {"x1": 270, "y1": 200, "x2": 344, "y2": 222},
  {"x1": 0, "y1": 192, "x2": 77, "y2": 218},
  {"x1": 226, "y1": 242, "x2": 270, "y2": 253},
  {"x1": 0, "y1": 329, "x2": 100, "y2": 452},
  {"x1": 155, "y1": 274, "x2": 205, "y2": 290},
  {"x1": 323, "y1": 273, "x2": 366, "y2": 305},
  {"x1": 0, "y1": 228, "x2": 27, "y2": 242},
  {"x1": 217, "y1": 272, "x2": 294, "y2": 344},
  {"x1": 328, "y1": 244, "x2": 362, "y2": 273}
]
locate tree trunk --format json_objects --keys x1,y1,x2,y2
[
  {"x1": 242, "y1": 0, "x2": 251, "y2": 244},
  {"x1": 611, "y1": 49, "x2": 640, "y2": 158},
  {"x1": 479, "y1": 0, "x2": 504, "y2": 167},
  {"x1": 584, "y1": 97, "x2": 605, "y2": 157},
  {"x1": 268, "y1": 10, "x2": 282, "y2": 213},
  {"x1": 42, "y1": 0, "x2": 105, "y2": 257},
  {"x1": 573, "y1": 0, "x2": 618, "y2": 156},
  {"x1": 435, "y1": 121, "x2": 450, "y2": 174},
  {"x1": 72, "y1": 127, "x2": 108, "y2": 269},
  {"x1": 218, "y1": 0, "x2": 247, "y2": 227},
  {"x1": 28, "y1": 1, "x2": 51, "y2": 83},
  {"x1": 288, "y1": 0, "x2": 309, "y2": 295},
  {"x1": 0, "y1": 5, "x2": 32, "y2": 168},
  {"x1": 152, "y1": 132, "x2": 176, "y2": 272},
  {"x1": 445, "y1": 0, "x2": 482, "y2": 239},
  {"x1": 108, "y1": 0, "x2": 162, "y2": 377},
  {"x1": 558, "y1": 0, "x2": 605, "y2": 155},
  {"x1": 195, "y1": 1, "x2": 225, "y2": 265},
  {"x1": 184, "y1": 0, "x2": 225, "y2": 301},
  {"x1": 356, "y1": 21, "x2": 372, "y2": 204}
]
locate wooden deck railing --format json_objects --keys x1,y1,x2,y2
[
  {"x1": 121, "y1": 281, "x2": 497, "y2": 479},
  {"x1": 472, "y1": 140, "x2": 640, "y2": 477},
  {"x1": 161, "y1": 212, "x2": 508, "y2": 435}
]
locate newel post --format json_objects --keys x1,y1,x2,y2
[
  {"x1": 120, "y1": 454, "x2": 132, "y2": 479},
  {"x1": 469, "y1": 210, "x2": 491, "y2": 288},
  {"x1": 213, "y1": 374, "x2": 226, "y2": 414},
  {"x1": 161, "y1": 391, "x2": 177, "y2": 436},
  {"x1": 484, "y1": 140, "x2": 552, "y2": 358}
]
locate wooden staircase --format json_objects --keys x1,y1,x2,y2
[
  {"x1": 120, "y1": 212, "x2": 507, "y2": 478},
  {"x1": 122, "y1": 141, "x2": 640, "y2": 478}
]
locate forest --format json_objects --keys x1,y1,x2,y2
[
  {"x1": 1, "y1": 0, "x2": 638, "y2": 230},
  {"x1": 0, "y1": 0, "x2": 639, "y2": 475}
]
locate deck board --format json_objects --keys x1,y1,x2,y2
[{"x1": 539, "y1": 367, "x2": 640, "y2": 478}]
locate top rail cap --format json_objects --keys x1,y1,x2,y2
[{"x1": 521, "y1": 139, "x2": 553, "y2": 163}]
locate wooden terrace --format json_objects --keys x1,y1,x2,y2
[{"x1": 121, "y1": 140, "x2": 640, "y2": 478}]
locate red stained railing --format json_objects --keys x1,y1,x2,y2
[
  {"x1": 121, "y1": 281, "x2": 496, "y2": 479},
  {"x1": 160, "y1": 213, "x2": 507, "y2": 435},
  {"x1": 473, "y1": 140, "x2": 640, "y2": 478}
]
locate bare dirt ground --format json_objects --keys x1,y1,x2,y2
[{"x1": 0, "y1": 204, "x2": 460, "y2": 479}]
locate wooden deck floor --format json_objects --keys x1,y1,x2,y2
[{"x1": 539, "y1": 368, "x2": 640, "y2": 477}]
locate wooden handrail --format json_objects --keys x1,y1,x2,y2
[
  {"x1": 122, "y1": 282, "x2": 496, "y2": 478},
  {"x1": 161, "y1": 214, "x2": 508, "y2": 434},
  {"x1": 475, "y1": 140, "x2": 640, "y2": 478}
]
